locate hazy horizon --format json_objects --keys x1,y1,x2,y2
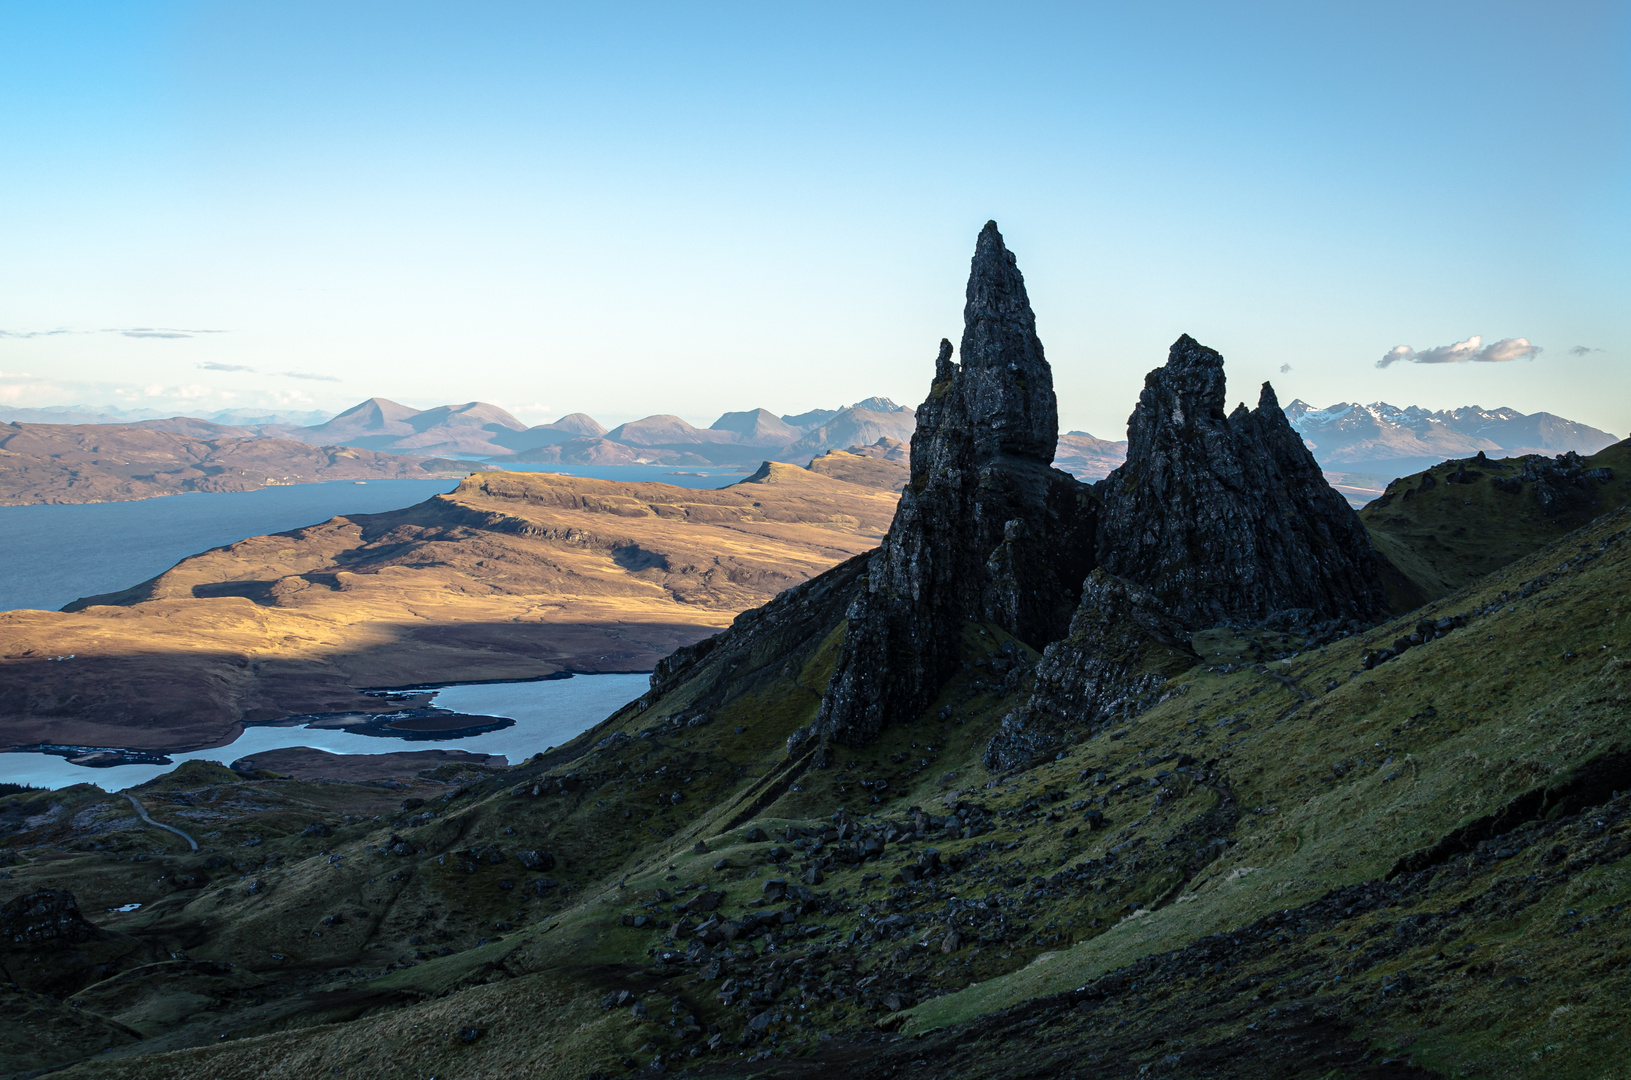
[{"x1": 3, "y1": 4, "x2": 1625, "y2": 437}]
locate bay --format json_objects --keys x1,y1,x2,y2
[{"x1": 0, "y1": 672, "x2": 651, "y2": 791}]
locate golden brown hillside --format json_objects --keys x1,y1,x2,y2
[
  {"x1": 805, "y1": 447, "x2": 909, "y2": 490},
  {"x1": 0, "y1": 465, "x2": 898, "y2": 752}
]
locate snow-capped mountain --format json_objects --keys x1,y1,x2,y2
[{"x1": 1284, "y1": 400, "x2": 1619, "y2": 474}]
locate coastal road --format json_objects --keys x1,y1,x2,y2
[{"x1": 124, "y1": 793, "x2": 199, "y2": 851}]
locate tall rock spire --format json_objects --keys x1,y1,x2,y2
[
  {"x1": 957, "y1": 221, "x2": 1059, "y2": 461},
  {"x1": 1098, "y1": 334, "x2": 1388, "y2": 626},
  {"x1": 814, "y1": 222, "x2": 1097, "y2": 747}
]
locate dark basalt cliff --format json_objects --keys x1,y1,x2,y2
[
  {"x1": 987, "y1": 334, "x2": 1390, "y2": 770},
  {"x1": 986, "y1": 568, "x2": 1197, "y2": 771},
  {"x1": 814, "y1": 222, "x2": 1097, "y2": 748},
  {"x1": 1096, "y1": 334, "x2": 1388, "y2": 627},
  {"x1": 817, "y1": 233, "x2": 1387, "y2": 761}
]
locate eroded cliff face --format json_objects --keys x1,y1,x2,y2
[
  {"x1": 986, "y1": 334, "x2": 1390, "y2": 770},
  {"x1": 814, "y1": 222, "x2": 1097, "y2": 747},
  {"x1": 1096, "y1": 334, "x2": 1389, "y2": 627},
  {"x1": 985, "y1": 568, "x2": 1197, "y2": 772}
]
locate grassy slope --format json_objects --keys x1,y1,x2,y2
[
  {"x1": 904, "y1": 504, "x2": 1631, "y2": 1031},
  {"x1": 1362, "y1": 439, "x2": 1631, "y2": 605},
  {"x1": 2, "y1": 504, "x2": 1630, "y2": 1076}
]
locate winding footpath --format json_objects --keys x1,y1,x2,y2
[{"x1": 124, "y1": 792, "x2": 199, "y2": 851}]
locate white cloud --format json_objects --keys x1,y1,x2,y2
[
  {"x1": 1377, "y1": 334, "x2": 1542, "y2": 368},
  {"x1": 1279, "y1": 363, "x2": 1292, "y2": 373},
  {"x1": 0, "y1": 326, "x2": 227, "y2": 340}
]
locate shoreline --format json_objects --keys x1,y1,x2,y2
[{"x1": 0, "y1": 669, "x2": 655, "y2": 767}]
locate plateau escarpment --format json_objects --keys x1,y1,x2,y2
[{"x1": 0, "y1": 422, "x2": 470, "y2": 506}]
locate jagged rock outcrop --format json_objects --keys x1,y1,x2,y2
[
  {"x1": 1096, "y1": 334, "x2": 1388, "y2": 627},
  {"x1": 986, "y1": 570, "x2": 1197, "y2": 772},
  {"x1": 986, "y1": 335, "x2": 1389, "y2": 770},
  {"x1": 815, "y1": 223, "x2": 1097, "y2": 747}
]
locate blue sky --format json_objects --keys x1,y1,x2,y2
[{"x1": 1, "y1": 2, "x2": 1626, "y2": 436}]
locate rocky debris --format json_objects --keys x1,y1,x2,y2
[
  {"x1": 301, "y1": 822, "x2": 333, "y2": 838},
  {"x1": 1362, "y1": 613, "x2": 1468, "y2": 669},
  {"x1": 386, "y1": 833, "x2": 425, "y2": 857},
  {"x1": 838, "y1": 786, "x2": 1631, "y2": 1080},
  {"x1": 986, "y1": 570, "x2": 1199, "y2": 771},
  {"x1": 817, "y1": 222, "x2": 1097, "y2": 747},
  {"x1": 682, "y1": 890, "x2": 725, "y2": 914},
  {"x1": 515, "y1": 849, "x2": 555, "y2": 872},
  {"x1": 0, "y1": 890, "x2": 102, "y2": 947},
  {"x1": 1097, "y1": 336, "x2": 1387, "y2": 628},
  {"x1": 1521, "y1": 451, "x2": 1615, "y2": 522}
]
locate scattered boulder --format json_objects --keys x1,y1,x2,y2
[
  {"x1": 516, "y1": 850, "x2": 555, "y2": 872},
  {"x1": 683, "y1": 890, "x2": 724, "y2": 914}
]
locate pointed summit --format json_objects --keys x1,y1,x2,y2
[
  {"x1": 1099, "y1": 334, "x2": 1388, "y2": 627},
  {"x1": 985, "y1": 334, "x2": 1390, "y2": 772},
  {"x1": 813, "y1": 223, "x2": 1097, "y2": 747},
  {"x1": 955, "y1": 221, "x2": 1058, "y2": 461}
]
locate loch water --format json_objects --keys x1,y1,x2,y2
[{"x1": 0, "y1": 672, "x2": 653, "y2": 791}]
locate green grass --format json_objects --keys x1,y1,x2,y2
[{"x1": 1362, "y1": 440, "x2": 1631, "y2": 604}]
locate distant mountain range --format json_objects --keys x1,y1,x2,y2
[
  {"x1": 1283, "y1": 400, "x2": 1620, "y2": 475},
  {"x1": 228, "y1": 396, "x2": 925, "y2": 466},
  {"x1": 6, "y1": 396, "x2": 1616, "y2": 484}
]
